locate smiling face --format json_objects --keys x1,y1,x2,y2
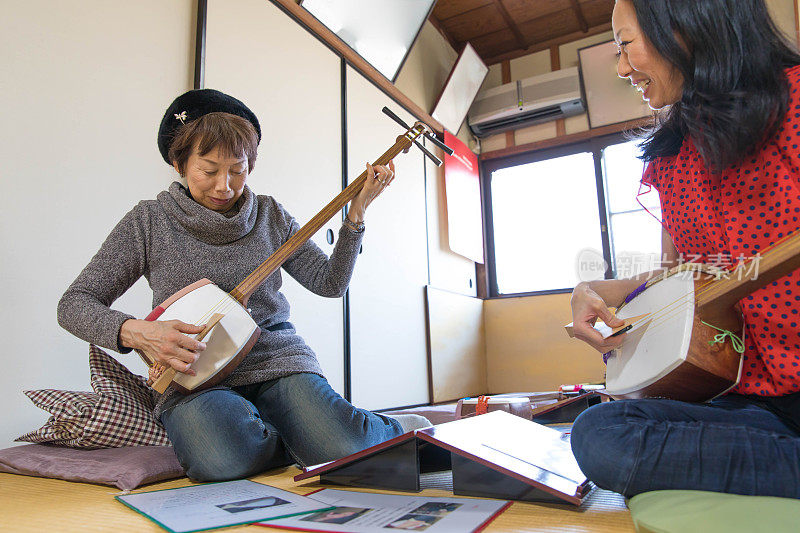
[
  {"x1": 176, "y1": 145, "x2": 248, "y2": 212},
  {"x1": 612, "y1": 0, "x2": 684, "y2": 110}
]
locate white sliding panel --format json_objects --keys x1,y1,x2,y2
[
  {"x1": 206, "y1": 0, "x2": 345, "y2": 393},
  {"x1": 346, "y1": 66, "x2": 430, "y2": 409}
]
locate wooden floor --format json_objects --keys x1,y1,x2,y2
[{"x1": 0, "y1": 468, "x2": 634, "y2": 533}]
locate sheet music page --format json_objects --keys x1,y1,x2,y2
[
  {"x1": 116, "y1": 480, "x2": 330, "y2": 533},
  {"x1": 260, "y1": 489, "x2": 509, "y2": 532}
]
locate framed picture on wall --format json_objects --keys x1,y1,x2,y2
[
  {"x1": 431, "y1": 43, "x2": 488, "y2": 135},
  {"x1": 578, "y1": 40, "x2": 653, "y2": 128}
]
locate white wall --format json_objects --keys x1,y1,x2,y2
[{"x1": 0, "y1": 0, "x2": 195, "y2": 448}]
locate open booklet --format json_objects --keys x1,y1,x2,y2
[
  {"x1": 259, "y1": 488, "x2": 510, "y2": 532},
  {"x1": 115, "y1": 479, "x2": 332, "y2": 533}
]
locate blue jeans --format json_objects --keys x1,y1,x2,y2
[
  {"x1": 570, "y1": 395, "x2": 800, "y2": 498},
  {"x1": 159, "y1": 372, "x2": 402, "y2": 482}
]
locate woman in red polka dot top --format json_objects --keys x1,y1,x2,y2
[{"x1": 569, "y1": 0, "x2": 800, "y2": 498}]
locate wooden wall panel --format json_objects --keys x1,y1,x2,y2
[
  {"x1": 484, "y1": 293, "x2": 606, "y2": 393},
  {"x1": 427, "y1": 287, "x2": 487, "y2": 403},
  {"x1": 206, "y1": 0, "x2": 346, "y2": 393}
]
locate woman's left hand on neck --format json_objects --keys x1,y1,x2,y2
[{"x1": 348, "y1": 161, "x2": 395, "y2": 223}]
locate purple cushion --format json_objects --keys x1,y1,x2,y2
[
  {"x1": 16, "y1": 345, "x2": 170, "y2": 448},
  {"x1": 0, "y1": 444, "x2": 184, "y2": 490}
]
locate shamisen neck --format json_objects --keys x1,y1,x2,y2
[
  {"x1": 695, "y1": 230, "x2": 800, "y2": 313},
  {"x1": 229, "y1": 126, "x2": 424, "y2": 308}
]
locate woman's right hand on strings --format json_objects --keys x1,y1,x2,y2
[
  {"x1": 570, "y1": 282, "x2": 626, "y2": 353},
  {"x1": 120, "y1": 319, "x2": 206, "y2": 375}
]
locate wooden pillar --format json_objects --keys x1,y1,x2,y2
[{"x1": 795, "y1": 0, "x2": 799, "y2": 47}]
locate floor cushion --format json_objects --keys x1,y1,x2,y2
[
  {"x1": 629, "y1": 490, "x2": 800, "y2": 533},
  {"x1": 16, "y1": 345, "x2": 170, "y2": 448},
  {"x1": 0, "y1": 444, "x2": 184, "y2": 491}
]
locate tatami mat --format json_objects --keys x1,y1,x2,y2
[{"x1": 0, "y1": 467, "x2": 634, "y2": 533}]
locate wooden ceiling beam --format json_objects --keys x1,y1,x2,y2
[
  {"x1": 492, "y1": 0, "x2": 528, "y2": 51},
  {"x1": 569, "y1": 0, "x2": 590, "y2": 33},
  {"x1": 271, "y1": 0, "x2": 443, "y2": 134},
  {"x1": 430, "y1": 0, "x2": 614, "y2": 66},
  {"x1": 482, "y1": 21, "x2": 612, "y2": 65},
  {"x1": 427, "y1": 13, "x2": 461, "y2": 52},
  {"x1": 434, "y1": 0, "x2": 495, "y2": 23}
]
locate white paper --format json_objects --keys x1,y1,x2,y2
[
  {"x1": 260, "y1": 488, "x2": 508, "y2": 532},
  {"x1": 116, "y1": 480, "x2": 330, "y2": 533}
]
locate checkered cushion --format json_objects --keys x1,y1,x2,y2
[{"x1": 16, "y1": 345, "x2": 170, "y2": 448}]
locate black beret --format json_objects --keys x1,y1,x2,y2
[{"x1": 157, "y1": 89, "x2": 261, "y2": 164}]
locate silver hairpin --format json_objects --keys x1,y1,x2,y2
[{"x1": 174, "y1": 111, "x2": 187, "y2": 124}]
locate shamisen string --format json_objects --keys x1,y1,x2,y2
[{"x1": 599, "y1": 248, "x2": 784, "y2": 364}]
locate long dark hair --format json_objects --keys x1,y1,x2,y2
[{"x1": 629, "y1": 0, "x2": 800, "y2": 170}]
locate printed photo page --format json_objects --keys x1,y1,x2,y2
[
  {"x1": 116, "y1": 479, "x2": 332, "y2": 533},
  {"x1": 259, "y1": 488, "x2": 510, "y2": 532}
]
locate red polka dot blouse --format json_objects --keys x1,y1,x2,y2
[{"x1": 642, "y1": 65, "x2": 800, "y2": 397}]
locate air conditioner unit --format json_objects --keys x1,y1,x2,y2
[{"x1": 467, "y1": 67, "x2": 585, "y2": 138}]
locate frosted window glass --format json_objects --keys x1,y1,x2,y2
[
  {"x1": 603, "y1": 140, "x2": 656, "y2": 212},
  {"x1": 603, "y1": 140, "x2": 664, "y2": 276},
  {"x1": 609, "y1": 210, "x2": 663, "y2": 277}
]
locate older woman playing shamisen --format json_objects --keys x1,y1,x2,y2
[{"x1": 58, "y1": 89, "x2": 428, "y2": 481}]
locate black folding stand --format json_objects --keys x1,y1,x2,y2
[{"x1": 295, "y1": 411, "x2": 594, "y2": 506}]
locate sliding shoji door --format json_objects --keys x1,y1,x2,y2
[
  {"x1": 345, "y1": 65, "x2": 430, "y2": 410},
  {"x1": 205, "y1": 0, "x2": 345, "y2": 393}
]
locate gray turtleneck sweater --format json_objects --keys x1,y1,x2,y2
[{"x1": 57, "y1": 182, "x2": 364, "y2": 411}]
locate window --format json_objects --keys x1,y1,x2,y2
[
  {"x1": 483, "y1": 135, "x2": 662, "y2": 296},
  {"x1": 490, "y1": 152, "x2": 604, "y2": 294},
  {"x1": 602, "y1": 140, "x2": 663, "y2": 279}
]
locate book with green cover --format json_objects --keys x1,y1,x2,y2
[{"x1": 116, "y1": 479, "x2": 332, "y2": 533}]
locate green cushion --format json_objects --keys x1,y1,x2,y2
[{"x1": 628, "y1": 490, "x2": 800, "y2": 533}]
